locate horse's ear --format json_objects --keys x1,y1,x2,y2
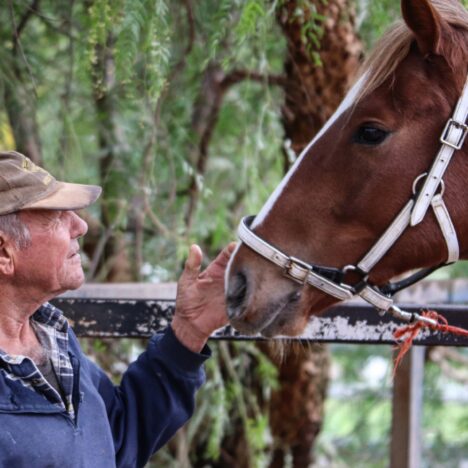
[{"x1": 401, "y1": 0, "x2": 443, "y2": 55}]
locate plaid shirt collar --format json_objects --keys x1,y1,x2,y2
[{"x1": 0, "y1": 302, "x2": 75, "y2": 418}]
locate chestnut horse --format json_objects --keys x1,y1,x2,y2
[{"x1": 226, "y1": 0, "x2": 468, "y2": 337}]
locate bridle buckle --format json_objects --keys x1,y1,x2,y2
[
  {"x1": 341, "y1": 264, "x2": 369, "y2": 293},
  {"x1": 284, "y1": 256, "x2": 312, "y2": 284},
  {"x1": 440, "y1": 118, "x2": 468, "y2": 150}
]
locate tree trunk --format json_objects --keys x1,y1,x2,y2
[
  {"x1": 2, "y1": 1, "x2": 42, "y2": 163},
  {"x1": 4, "y1": 80, "x2": 42, "y2": 164},
  {"x1": 91, "y1": 37, "x2": 133, "y2": 282},
  {"x1": 267, "y1": 343, "x2": 330, "y2": 468},
  {"x1": 268, "y1": 1, "x2": 363, "y2": 466},
  {"x1": 277, "y1": 0, "x2": 362, "y2": 154},
  {"x1": 184, "y1": 63, "x2": 227, "y2": 233}
]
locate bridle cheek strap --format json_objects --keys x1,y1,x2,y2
[
  {"x1": 411, "y1": 76, "x2": 468, "y2": 225},
  {"x1": 431, "y1": 194, "x2": 459, "y2": 263},
  {"x1": 351, "y1": 192, "x2": 459, "y2": 319},
  {"x1": 237, "y1": 74, "x2": 468, "y2": 327},
  {"x1": 352, "y1": 195, "x2": 458, "y2": 321},
  {"x1": 357, "y1": 200, "x2": 414, "y2": 273}
]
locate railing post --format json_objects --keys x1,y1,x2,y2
[{"x1": 390, "y1": 346, "x2": 425, "y2": 468}]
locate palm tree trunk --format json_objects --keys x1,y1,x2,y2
[{"x1": 267, "y1": 1, "x2": 362, "y2": 466}]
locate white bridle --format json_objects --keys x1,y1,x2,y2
[{"x1": 237, "y1": 76, "x2": 468, "y2": 327}]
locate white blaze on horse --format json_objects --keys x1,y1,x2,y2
[{"x1": 226, "y1": 0, "x2": 468, "y2": 337}]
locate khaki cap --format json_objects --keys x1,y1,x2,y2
[{"x1": 0, "y1": 151, "x2": 102, "y2": 215}]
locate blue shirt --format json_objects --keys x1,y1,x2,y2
[
  {"x1": 0, "y1": 304, "x2": 210, "y2": 467},
  {"x1": 0, "y1": 303, "x2": 76, "y2": 417}
]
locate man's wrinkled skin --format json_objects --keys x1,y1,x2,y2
[
  {"x1": 0, "y1": 210, "x2": 89, "y2": 360},
  {"x1": 173, "y1": 242, "x2": 237, "y2": 352},
  {"x1": 0, "y1": 208, "x2": 236, "y2": 358}
]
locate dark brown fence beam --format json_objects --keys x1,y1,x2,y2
[{"x1": 51, "y1": 297, "x2": 468, "y2": 345}]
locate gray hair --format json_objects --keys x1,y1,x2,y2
[{"x1": 0, "y1": 212, "x2": 31, "y2": 249}]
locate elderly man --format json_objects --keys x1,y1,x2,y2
[{"x1": 0, "y1": 151, "x2": 234, "y2": 467}]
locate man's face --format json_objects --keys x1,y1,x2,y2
[{"x1": 15, "y1": 210, "x2": 88, "y2": 297}]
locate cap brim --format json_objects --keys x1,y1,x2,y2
[{"x1": 23, "y1": 182, "x2": 102, "y2": 211}]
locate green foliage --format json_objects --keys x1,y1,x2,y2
[
  {"x1": 422, "y1": 359, "x2": 468, "y2": 466},
  {"x1": 446, "y1": 260, "x2": 468, "y2": 278},
  {"x1": 202, "y1": 352, "x2": 229, "y2": 461},
  {"x1": 317, "y1": 345, "x2": 393, "y2": 466},
  {"x1": 316, "y1": 345, "x2": 468, "y2": 468},
  {"x1": 3, "y1": 1, "x2": 468, "y2": 467},
  {"x1": 203, "y1": 0, "x2": 235, "y2": 67},
  {"x1": 113, "y1": 1, "x2": 147, "y2": 86},
  {"x1": 0, "y1": 0, "x2": 285, "y2": 272},
  {"x1": 145, "y1": 0, "x2": 172, "y2": 102},
  {"x1": 301, "y1": 5, "x2": 327, "y2": 66},
  {"x1": 112, "y1": 0, "x2": 172, "y2": 101},
  {"x1": 355, "y1": 0, "x2": 401, "y2": 50},
  {"x1": 87, "y1": 0, "x2": 119, "y2": 69},
  {"x1": 245, "y1": 414, "x2": 270, "y2": 468},
  {"x1": 235, "y1": 0, "x2": 267, "y2": 38},
  {"x1": 277, "y1": 0, "x2": 327, "y2": 66}
]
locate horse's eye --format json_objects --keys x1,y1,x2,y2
[{"x1": 353, "y1": 126, "x2": 389, "y2": 146}]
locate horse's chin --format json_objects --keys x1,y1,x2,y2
[
  {"x1": 230, "y1": 310, "x2": 307, "y2": 337},
  {"x1": 229, "y1": 294, "x2": 303, "y2": 336},
  {"x1": 260, "y1": 314, "x2": 309, "y2": 338},
  {"x1": 229, "y1": 288, "x2": 338, "y2": 337}
]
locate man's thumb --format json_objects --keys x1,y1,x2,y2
[{"x1": 181, "y1": 244, "x2": 203, "y2": 282}]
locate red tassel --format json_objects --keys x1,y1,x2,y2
[{"x1": 393, "y1": 310, "x2": 468, "y2": 377}]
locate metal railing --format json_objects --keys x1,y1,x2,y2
[{"x1": 54, "y1": 280, "x2": 468, "y2": 468}]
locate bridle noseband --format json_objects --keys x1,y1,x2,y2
[{"x1": 237, "y1": 76, "x2": 468, "y2": 327}]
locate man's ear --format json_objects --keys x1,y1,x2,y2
[
  {"x1": 401, "y1": 0, "x2": 444, "y2": 56},
  {"x1": 0, "y1": 234, "x2": 15, "y2": 276}
]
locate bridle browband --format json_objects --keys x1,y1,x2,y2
[{"x1": 237, "y1": 75, "x2": 468, "y2": 327}]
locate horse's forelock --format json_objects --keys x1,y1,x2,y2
[{"x1": 356, "y1": 0, "x2": 468, "y2": 104}]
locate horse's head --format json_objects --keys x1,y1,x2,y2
[{"x1": 226, "y1": 0, "x2": 468, "y2": 337}]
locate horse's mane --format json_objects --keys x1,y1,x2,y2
[{"x1": 357, "y1": 0, "x2": 468, "y2": 102}]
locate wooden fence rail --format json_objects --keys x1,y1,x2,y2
[
  {"x1": 54, "y1": 281, "x2": 468, "y2": 468},
  {"x1": 52, "y1": 297, "x2": 468, "y2": 346}
]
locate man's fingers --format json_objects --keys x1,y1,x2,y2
[
  {"x1": 182, "y1": 242, "x2": 236, "y2": 284},
  {"x1": 227, "y1": 241, "x2": 237, "y2": 254},
  {"x1": 215, "y1": 242, "x2": 237, "y2": 267},
  {"x1": 199, "y1": 242, "x2": 237, "y2": 279}
]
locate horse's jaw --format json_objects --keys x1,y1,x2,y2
[{"x1": 227, "y1": 259, "x2": 338, "y2": 337}]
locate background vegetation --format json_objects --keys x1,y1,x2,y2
[{"x1": 1, "y1": 0, "x2": 467, "y2": 467}]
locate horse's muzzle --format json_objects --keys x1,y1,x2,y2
[{"x1": 226, "y1": 271, "x2": 248, "y2": 320}]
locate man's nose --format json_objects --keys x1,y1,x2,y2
[{"x1": 71, "y1": 211, "x2": 88, "y2": 238}]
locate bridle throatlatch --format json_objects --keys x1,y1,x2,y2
[{"x1": 237, "y1": 75, "x2": 468, "y2": 361}]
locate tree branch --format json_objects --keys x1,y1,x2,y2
[
  {"x1": 15, "y1": 0, "x2": 40, "y2": 41},
  {"x1": 429, "y1": 347, "x2": 468, "y2": 385},
  {"x1": 143, "y1": 194, "x2": 171, "y2": 237},
  {"x1": 133, "y1": 0, "x2": 197, "y2": 259},
  {"x1": 222, "y1": 69, "x2": 287, "y2": 89},
  {"x1": 6, "y1": 0, "x2": 42, "y2": 162},
  {"x1": 183, "y1": 65, "x2": 285, "y2": 232}
]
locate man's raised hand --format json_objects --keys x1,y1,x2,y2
[{"x1": 171, "y1": 242, "x2": 237, "y2": 352}]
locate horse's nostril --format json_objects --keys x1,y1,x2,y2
[
  {"x1": 226, "y1": 272, "x2": 248, "y2": 319},
  {"x1": 288, "y1": 290, "x2": 301, "y2": 303}
]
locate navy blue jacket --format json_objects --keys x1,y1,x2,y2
[{"x1": 0, "y1": 327, "x2": 210, "y2": 467}]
